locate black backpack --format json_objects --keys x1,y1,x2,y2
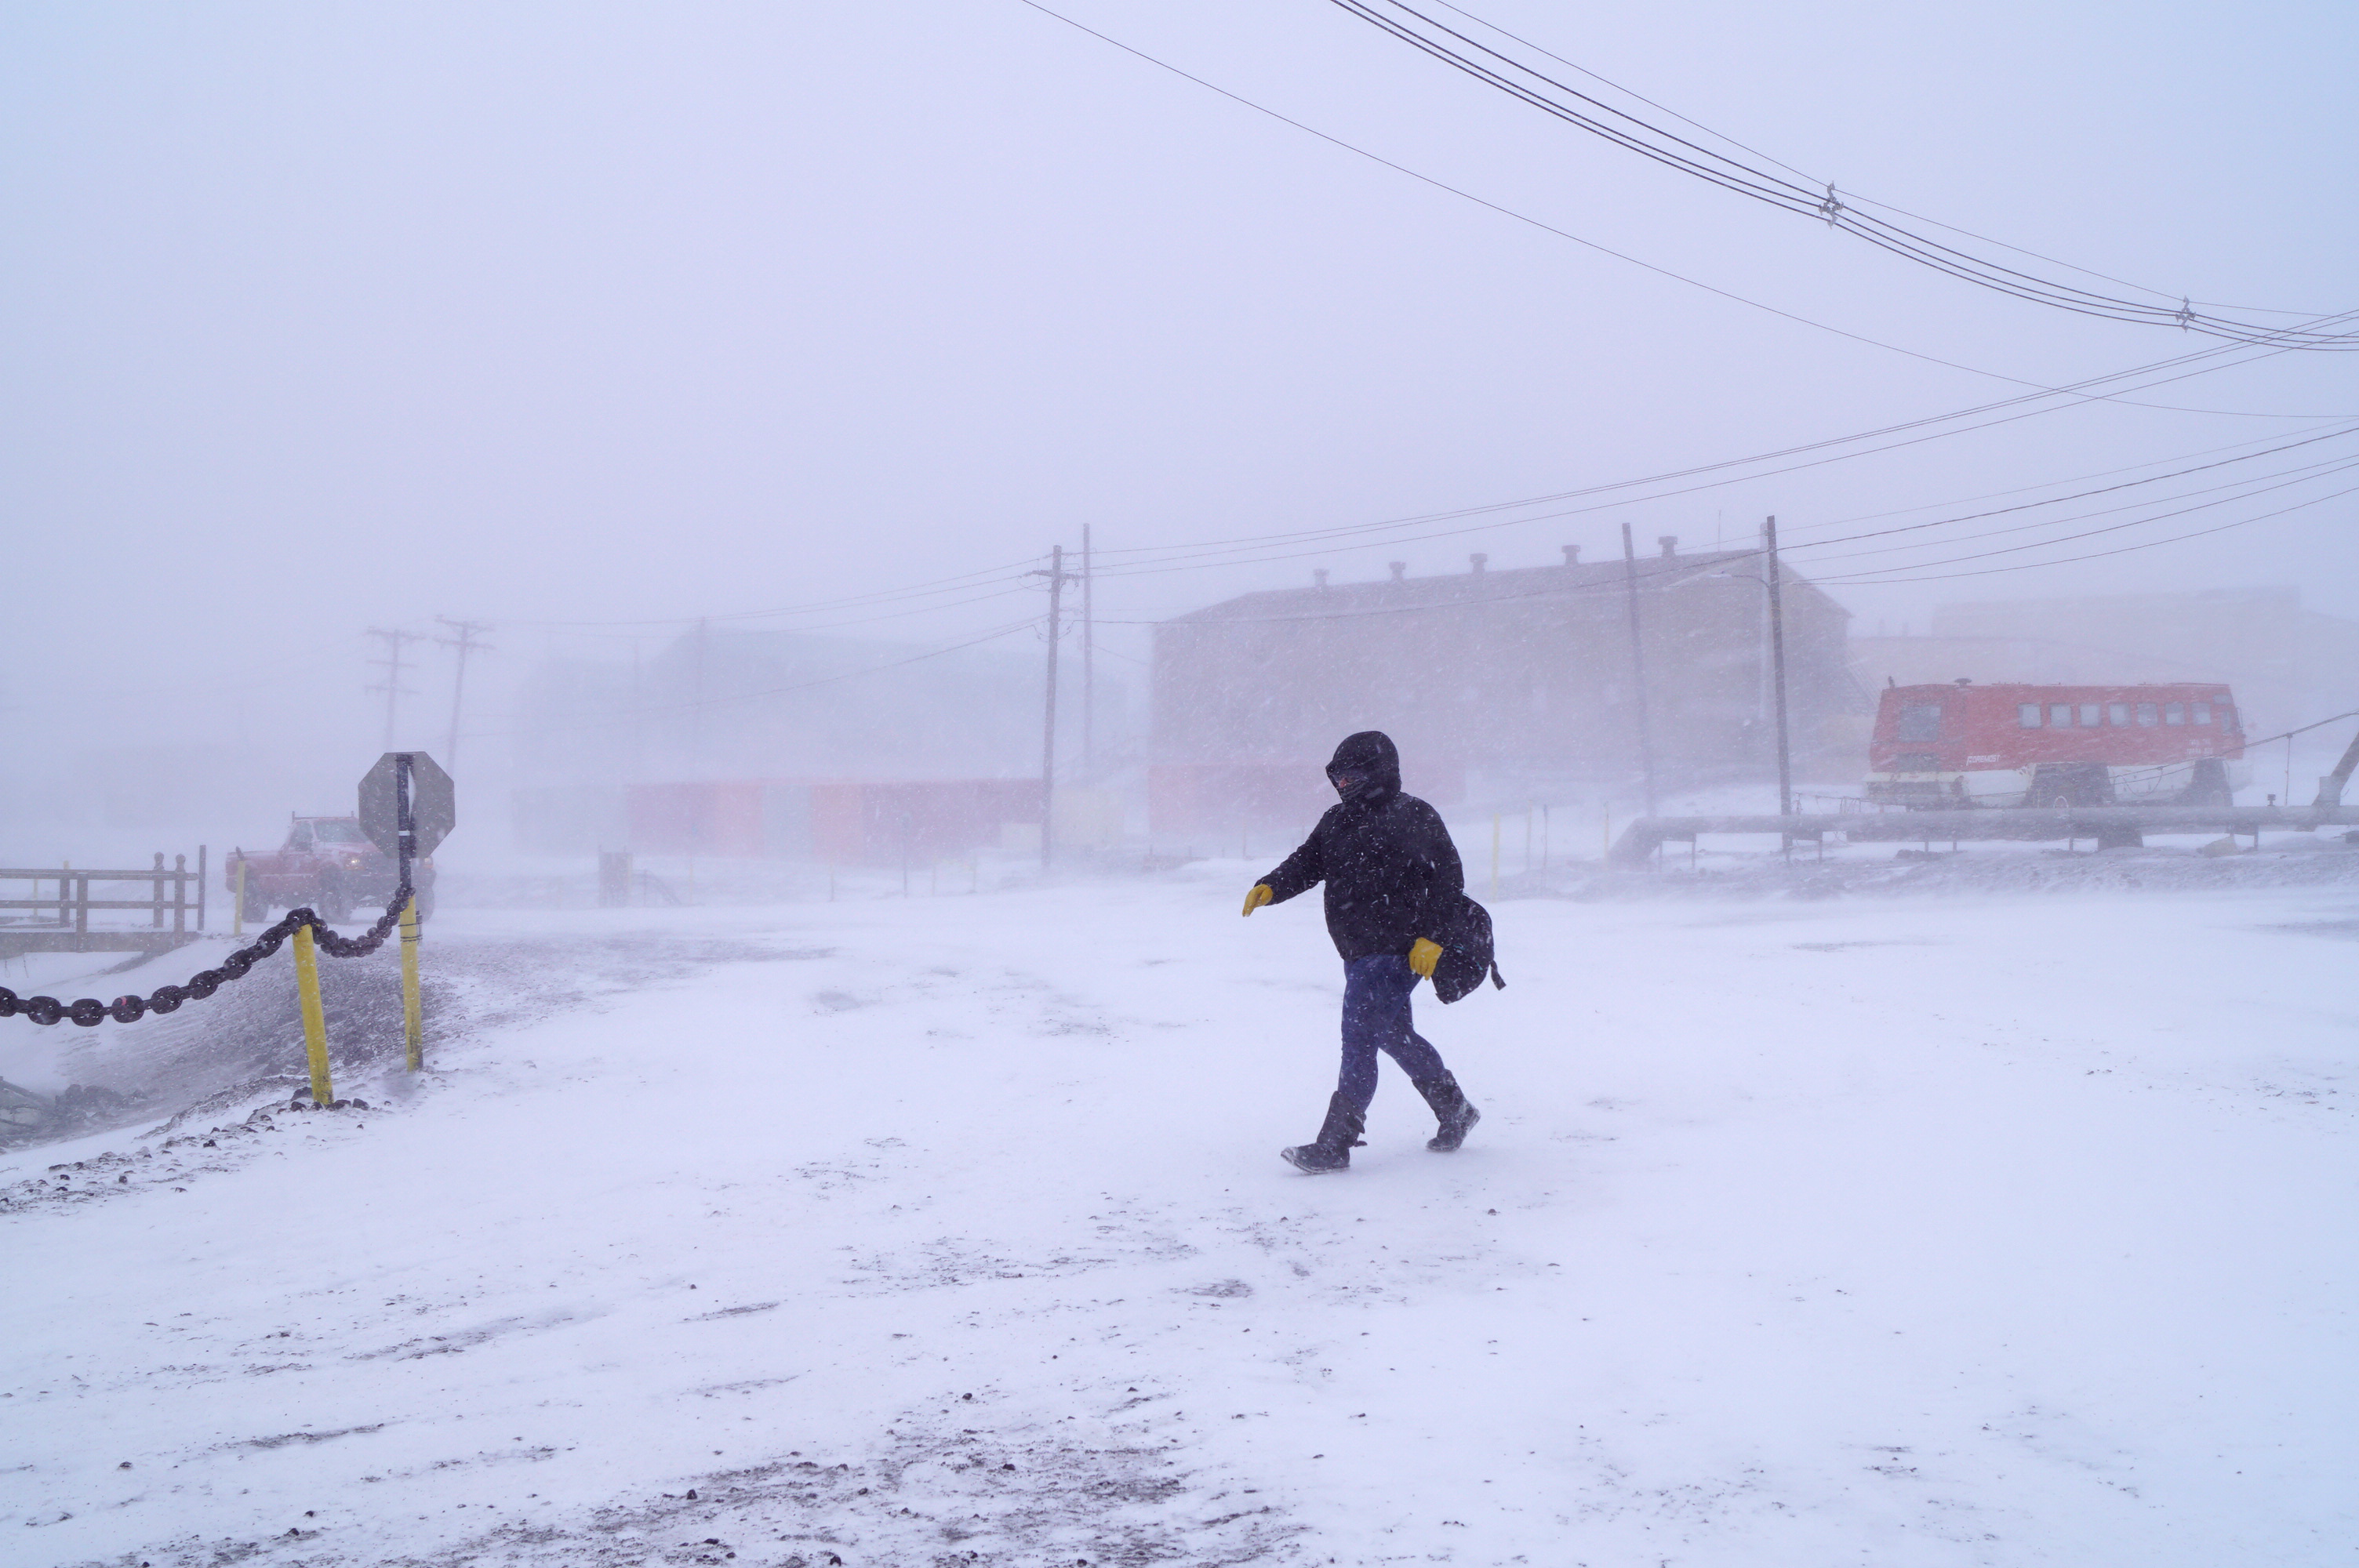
[{"x1": 1431, "y1": 893, "x2": 1506, "y2": 1004}]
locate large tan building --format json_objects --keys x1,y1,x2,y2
[{"x1": 1150, "y1": 539, "x2": 1862, "y2": 832}]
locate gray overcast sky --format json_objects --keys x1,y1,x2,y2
[{"x1": 5, "y1": 1, "x2": 2355, "y2": 772}]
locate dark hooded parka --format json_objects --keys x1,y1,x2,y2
[{"x1": 1259, "y1": 731, "x2": 1465, "y2": 961}]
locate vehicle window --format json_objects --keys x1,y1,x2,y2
[
  {"x1": 2108, "y1": 702, "x2": 2130, "y2": 725},
  {"x1": 2165, "y1": 702, "x2": 2185, "y2": 725},
  {"x1": 312, "y1": 821, "x2": 369, "y2": 844},
  {"x1": 2079, "y1": 703, "x2": 2102, "y2": 727},
  {"x1": 288, "y1": 824, "x2": 313, "y2": 848},
  {"x1": 2050, "y1": 704, "x2": 2074, "y2": 728},
  {"x1": 2217, "y1": 702, "x2": 2238, "y2": 732},
  {"x1": 2193, "y1": 702, "x2": 2212, "y2": 724},
  {"x1": 1896, "y1": 703, "x2": 1942, "y2": 742},
  {"x1": 2018, "y1": 703, "x2": 2042, "y2": 728},
  {"x1": 2136, "y1": 702, "x2": 2159, "y2": 726}
]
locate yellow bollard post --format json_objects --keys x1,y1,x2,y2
[
  {"x1": 1489, "y1": 814, "x2": 1500, "y2": 899},
  {"x1": 399, "y1": 895, "x2": 423, "y2": 1072},
  {"x1": 293, "y1": 923, "x2": 333, "y2": 1105}
]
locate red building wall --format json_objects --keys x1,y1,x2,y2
[{"x1": 627, "y1": 779, "x2": 1042, "y2": 863}]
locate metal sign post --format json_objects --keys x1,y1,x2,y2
[
  {"x1": 396, "y1": 754, "x2": 422, "y2": 1071},
  {"x1": 397, "y1": 753, "x2": 414, "y2": 883},
  {"x1": 399, "y1": 896, "x2": 423, "y2": 1071},
  {"x1": 358, "y1": 751, "x2": 455, "y2": 1072}
]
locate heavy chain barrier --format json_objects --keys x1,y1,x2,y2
[{"x1": 0, "y1": 884, "x2": 412, "y2": 1028}]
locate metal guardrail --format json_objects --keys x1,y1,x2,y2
[
  {"x1": 1608, "y1": 806, "x2": 2359, "y2": 868},
  {"x1": 0, "y1": 851, "x2": 208, "y2": 958}
]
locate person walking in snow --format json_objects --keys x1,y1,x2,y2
[{"x1": 1241, "y1": 730, "x2": 1481, "y2": 1173}]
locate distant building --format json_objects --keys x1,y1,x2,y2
[
  {"x1": 620, "y1": 778, "x2": 1044, "y2": 862},
  {"x1": 1850, "y1": 587, "x2": 2359, "y2": 742},
  {"x1": 514, "y1": 626, "x2": 1055, "y2": 788},
  {"x1": 1149, "y1": 539, "x2": 1863, "y2": 835},
  {"x1": 510, "y1": 627, "x2": 1123, "y2": 857}
]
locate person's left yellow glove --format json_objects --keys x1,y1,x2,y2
[
  {"x1": 1241, "y1": 884, "x2": 1274, "y2": 917},
  {"x1": 1408, "y1": 938, "x2": 1443, "y2": 978}
]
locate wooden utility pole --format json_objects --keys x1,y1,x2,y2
[
  {"x1": 1618, "y1": 524, "x2": 1659, "y2": 815},
  {"x1": 434, "y1": 616, "x2": 494, "y2": 770},
  {"x1": 692, "y1": 616, "x2": 711, "y2": 774},
  {"x1": 1037, "y1": 546, "x2": 1071, "y2": 868},
  {"x1": 1081, "y1": 524, "x2": 1096, "y2": 777},
  {"x1": 1764, "y1": 516, "x2": 1794, "y2": 821},
  {"x1": 691, "y1": 616, "x2": 710, "y2": 880},
  {"x1": 365, "y1": 626, "x2": 423, "y2": 750}
]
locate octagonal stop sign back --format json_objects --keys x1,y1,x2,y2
[{"x1": 358, "y1": 752, "x2": 456, "y2": 862}]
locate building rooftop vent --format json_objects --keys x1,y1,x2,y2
[
  {"x1": 1658, "y1": 535, "x2": 1678, "y2": 557},
  {"x1": 1562, "y1": 545, "x2": 1580, "y2": 565},
  {"x1": 1469, "y1": 554, "x2": 1488, "y2": 573},
  {"x1": 1313, "y1": 568, "x2": 1329, "y2": 589},
  {"x1": 1389, "y1": 561, "x2": 1408, "y2": 582}
]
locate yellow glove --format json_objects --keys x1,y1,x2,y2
[
  {"x1": 1408, "y1": 937, "x2": 1443, "y2": 978},
  {"x1": 1241, "y1": 884, "x2": 1274, "y2": 917}
]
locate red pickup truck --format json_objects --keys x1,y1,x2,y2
[{"x1": 225, "y1": 815, "x2": 435, "y2": 924}]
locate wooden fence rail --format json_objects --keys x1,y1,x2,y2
[{"x1": 0, "y1": 849, "x2": 208, "y2": 958}]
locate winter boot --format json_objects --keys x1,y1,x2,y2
[
  {"x1": 1281, "y1": 1092, "x2": 1366, "y2": 1174},
  {"x1": 1412, "y1": 1072, "x2": 1481, "y2": 1152}
]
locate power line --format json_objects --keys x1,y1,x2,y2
[
  {"x1": 1001, "y1": 0, "x2": 2355, "y2": 584},
  {"x1": 345, "y1": 5, "x2": 2350, "y2": 686},
  {"x1": 1759, "y1": 422, "x2": 2357, "y2": 543},
  {"x1": 1736, "y1": 424, "x2": 2359, "y2": 560},
  {"x1": 1331, "y1": 0, "x2": 2357, "y2": 347},
  {"x1": 1788, "y1": 443, "x2": 2359, "y2": 568},
  {"x1": 464, "y1": 327, "x2": 2351, "y2": 655},
  {"x1": 1426, "y1": 0, "x2": 2328, "y2": 320},
  {"x1": 458, "y1": 5, "x2": 2359, "y2": 652},
  {"x1": 1009, "y1": 0, "x2": 2359, "y2": 386},
  {"x1": 520, "y1": 335, "x2": 2348, "y2": 652},
  {"x1": 1810, "y1": 479, "x2": 2359, "y2": 585},
  {"x1": 1801, "y1": 459, "x2": 2359, "y2": 582},
  {"x1": 486, "y1": 358, "x2": 2350, "y2": 660},
  {"x1": 1098, "y1": 435, "x2": 2359, "y2": 624},
  {"x1": 1076, "y1": 339, "x2": 2359, "y2": 586}
]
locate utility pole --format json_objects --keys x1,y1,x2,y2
[
  {"x1": 1764, "y1": 516, "x2": 1794, "y2": 822},
  {"x1": 434, "y1": 616, "x2": 494, "y2": 770},
  {"x1": 1081, "y1": 524, "x2": 1096, "y2": 778},
  {"x1": 630, "y1": 639, "x2": 646, "y2": 784},
  {"x1": 691, "y1": 616, "x2": 709, "y2": 880},
  {"x1": 1618, "y1": 524, "x2": 1659, "y2": 816},
  {"x1": 1030, "y1": 546, "x2": 1077, "y2": 869},
  {"x1": 365, "y1": 626, "x2": 423, "y2": 750},
  {"x1": 692, "y1": 616, "x2": 710, "y2": 777}
]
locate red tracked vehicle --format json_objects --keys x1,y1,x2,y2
[{"x1": 1866, "y1": 681, "x2": 2248, "y2": 808}]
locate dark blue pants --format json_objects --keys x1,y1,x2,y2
[{"x1": 1337, "y1": 954, "x2": 1449, "y2": 1115}]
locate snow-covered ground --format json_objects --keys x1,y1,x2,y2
[{"x1": 5, "y1": 865, "x2": 2354, "y2": 1566}]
